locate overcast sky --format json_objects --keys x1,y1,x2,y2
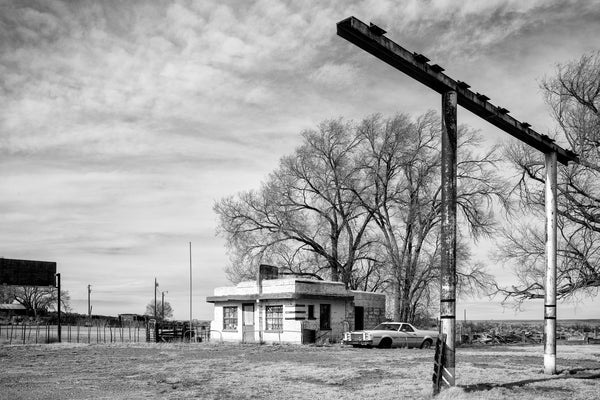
[{"x1": 2, "y1": 0, "x2": 600, "y2": 321}]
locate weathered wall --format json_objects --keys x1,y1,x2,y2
[
  {"x1": 210, "y1": 280, "x2": 387, "y2": 344},
  {"x1": 352, "y1": 290, "x2": 387, "y2": 329}
]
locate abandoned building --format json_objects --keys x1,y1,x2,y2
[
  {"x1": 206, "y1": 265, "x2": 386, "y2": 344},
  {"x1": 0, "y1": 303, "x2": 26, "y2": 322}
]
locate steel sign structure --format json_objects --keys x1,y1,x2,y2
[{"x1": 336, "y1": 15, "x2": 579, "y2": 390}]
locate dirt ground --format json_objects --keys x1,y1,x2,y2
[{"x1": 1, "y1": 342, "x2": 600, "y2": 400}]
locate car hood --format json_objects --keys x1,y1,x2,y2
[
  {"x1": 349, "y1": 329, "x2": 400, "y2": 335},
  {"x1": 349, "y1": 329, "x2": 439, "y2": 336}
]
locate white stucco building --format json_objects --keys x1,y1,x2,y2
[{"x1": 206, "y1": 266, "x2": 386, "y2": 344}]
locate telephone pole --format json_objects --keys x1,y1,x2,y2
[
  {"x1": 189, "y1": 242, "x2": 193, "y2": 341},
  {"x1": 154, "y1": 278, "x2": 158, "y2": 319},
  {"x1": 87, "y1": 284, "x2": 92, "y2": 319},
  {"x1": 161, "y1": 291, "x2": 168, "y2": 320}
]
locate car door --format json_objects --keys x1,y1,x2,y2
[
  {"x1": 390, "y1": 324, "x2": 409, "y2": 347},
  {"x1": 399, "y1": 324, "x2": 419, "y2": 347}
]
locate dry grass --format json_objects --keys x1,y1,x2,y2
[{"x1": 0, "y1": 342, "x2": 599, "y2": 399}]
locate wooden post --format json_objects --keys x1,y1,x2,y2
[
  {"x1": 544, "y1": 151, "x2": 558, "y2": 374},
  {"x1": 440, "y1": 90, "x2": 458, "y2": 387}
]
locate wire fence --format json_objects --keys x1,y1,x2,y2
[{"x1": 0, "y1": 323, "x2": 145, "y2": 345}]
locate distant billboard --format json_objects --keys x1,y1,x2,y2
[{"x1": 0, "y1": 258, "x2": 57, "y2": 287}]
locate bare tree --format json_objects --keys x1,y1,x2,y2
[
  {"x1": 145, "y1": 300, "x2": 173, "y2": 320},
  {"x1": 496, "y1": 51, "x2": 600, "y2": 302},
  {"x1": 215, "y1": 112, "x2": 503, "y2": 322},
  {"x1": 215, "y1": 119, "x2": 374, "y2": 287},
  {"x1": 356, "y1": 112, "x2": 504, "y2": 321},
  {"x1": 6, "y1": 286, "x2": 71, "y2": 318}
]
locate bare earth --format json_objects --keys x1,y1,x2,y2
[{"x1": 1, "y1": 342, "x2": 599, "y2": 400}]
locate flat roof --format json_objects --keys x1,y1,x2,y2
[
  {"x1": 0, "y1": 304, "x2": 26, "y2": 310},
  {"x1": 206, "y1": 292, "x2": 354, "y2": 303}
]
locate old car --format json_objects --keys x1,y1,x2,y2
[{"x1": 343, "y1": 322, "x2": 439, "y2": 349}]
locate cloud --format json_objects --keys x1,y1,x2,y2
[
  {"x1": 309, "y1": 62, "x2": 360, "y2": 88},
  {"x1": 1, "y1": 0, "x2": 600, "y2": 320}
]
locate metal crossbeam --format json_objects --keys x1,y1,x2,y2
[{"x1": 336, "y1": 16, "x2": 578, "y2": 165}]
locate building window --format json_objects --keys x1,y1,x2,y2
[
  {"x1": 319, "y1": 304, "x2": 331, "y2": 330},
  {"x1": 223, "y1": 306, "x2": 238, "y2": 331},
  {"x1": 307, "y1": 305, "x2": 315, "y2": 320},
  {"x1": 266, "y1": 305, "x2": 283, "y2": 331}
]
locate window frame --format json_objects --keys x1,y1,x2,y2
[
  {"x1": 222, "y1": 306, "x2": 238, "y2": 331},
  {"x1": 319, "y1": 304, "x2": 331, "y2": 330},
  {"x1": 265, "y1": 305, "x2": 283, "y2": 332},
  {"x1": 307, "y1": 304, "x2": 315, "y2": 320}
]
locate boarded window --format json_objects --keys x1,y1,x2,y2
[
  {"x1": 319, "y1": 304, "x2": 331, "y2": 330},
  {"x1": 223, "y1": 306, "x2": 238, "y2": 331},
  {"x1": 266, "y1": 305, "x2": 283, "y2": 331}
]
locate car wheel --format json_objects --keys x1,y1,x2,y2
[
  {"x1": 420, "y1": 339, "x2": 433, "y2": 349},
  {"x1": 378, "y1": 338, "x2": 392, "y2": 349}
]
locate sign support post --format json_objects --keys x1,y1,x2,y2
[
  {"x1": 440, "y1": 90, "x2": 457, "y2": 387},
  {"x1": 544, "y1": 152, "x2": 558, "y2": 374},
  {"x1": 56, "y1": 273, "x2": 61, "y2": 343}
]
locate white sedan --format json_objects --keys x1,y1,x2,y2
[{"x1": 343, "y1": 322, "x2": 439, "y2": 349}]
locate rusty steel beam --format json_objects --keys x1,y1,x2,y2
[{"x1": 336, "y1": 16, "x2": 578, "y2": 165}]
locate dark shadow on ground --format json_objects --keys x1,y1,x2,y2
[{"x1": 460, "y1": 368, "x2": 600, "y2": 392}]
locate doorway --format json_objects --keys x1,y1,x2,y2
[
  {"x1": 242, "y1": 303, "x2": 255, "y2": 343},
  {"x1": 354, "y1": 306, "x2": 364, "y2": 330}
]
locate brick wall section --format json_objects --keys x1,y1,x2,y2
[
  {"x1": 350, "y1": 291, "x2": 386, "y2": 330},
  {"x1": 364, "y1": 307, "x2": 385, "y2": 329}
]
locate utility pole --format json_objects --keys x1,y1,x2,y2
[
  {"x1": 154, "y1": 278, "x2": 158, "y2": 319},
  {"x1": 189, "y1": 242, "x2": 193, "y2": 341},
  {"x1": 87, "y1": 284, "x2": 92, "y2": 319},
  {"x1": 161, "y1": 291, "x2": 168, "y2": 320}
]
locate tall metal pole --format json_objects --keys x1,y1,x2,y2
[
  {"x1": 544, "y1": 151, "x2": 558, "y2": 374},
  {"x1": 440, "y1": 90, "x2": 458, "y2": 387},
  {"x1": 189, "y1": 241, "x2": 193, "y2": 341},
  {"x1": 56, "y1": 273, "x2": 61, "y2": 343},
  {"x1": 87, "y1": 284, "x2": 92, "y2": 319},
  {"x1": 161, "y1": 291, "x2": 167, "y2": 320},
  {"x1": 154, "y1": 278, "x2": 158, "y2": 319}
]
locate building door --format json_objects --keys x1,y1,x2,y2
[
  {"x1": 319, "y1": 304, "x2": 331, "y2": 330},
  {"x1": 354, "y1": 306, "x2": 364, "y2": 330},
  {"x1": 242, "y1": 303, "x2": 255, "y2": 343}
]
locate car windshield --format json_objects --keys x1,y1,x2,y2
[{"x1": 373, "y1": 323, "x2": 400, "y2": 331}]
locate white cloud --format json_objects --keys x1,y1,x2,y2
[
  {"x1": 309, "y1": 62, "x2": 359, "y2": 88},
  {"x1": 1, "y1": 0, "x2": 599, "y2": 320}
]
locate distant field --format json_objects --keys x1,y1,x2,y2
[{"x1": 1, "y1": 342, "x2": 599, "y2": 399}]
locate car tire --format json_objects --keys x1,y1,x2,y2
[
  {"x1": 378, "y1": 338, "x2": 392, "y2": 349},
  {"x1": 420, "y1": 339, "x2": 433, "y2": 349}
]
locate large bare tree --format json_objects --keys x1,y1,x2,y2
[
  {"x1": 3, "y1": 286, "x2": 71, "y2": 318},
  {"x1": 215, "y1": 111, "x2": 503, "y2": 322},
  {"x1": 356, "y1": 112, "x2": 503, "y2": 321},
  {"x1": 215, "y1": 119, "x2": 374, "y2": 287},
  {"x1": 496, "y1": 51, "x2": 600, "y2": 302}
]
